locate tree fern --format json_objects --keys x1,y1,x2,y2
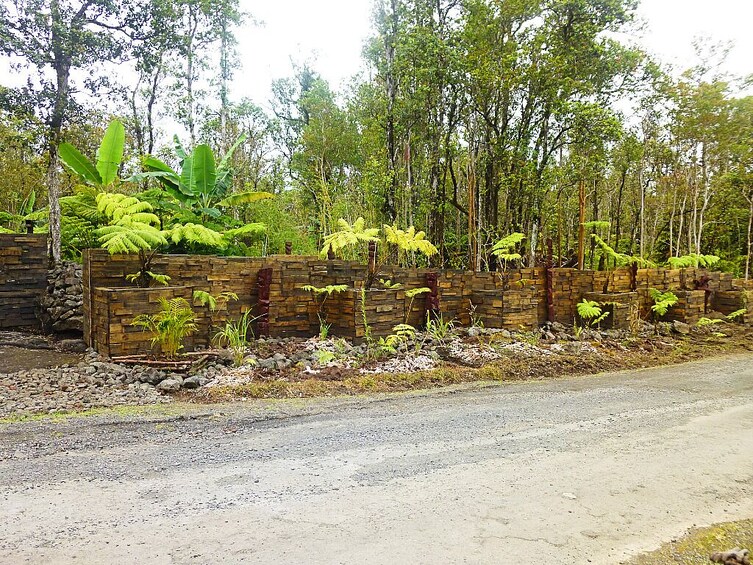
[
  {"x1": 163, "y1": 223, "x2": 226, "y2": 249},
  {"x1": 96, "y1": 193, "x2": 159, "y2": 225},
  {"x1": 491, "y1": 232, "x2": 525, "y2": 262},
  {"x1": 591, "y1": 234, "x2": 653, "y2": 267},
  {"x1": 383, "y1": 225, "x2": 438, "y2": 256},
  {"x1": 223, "y1": 223, "x2": 267, "y2": 240},
  {"x1": 320, "y1": 217, "x2": 381, "y2": 257},
  {"x1": 217, "y1": 191, "x2": 274, "y2": 207},
  {"x1": 577, "y1": 299, "x2": 610, "y2": 327},
  {"x1": 649, "y1": 289, "x2": 679, "y2": 317},
  {"x1": 96, "y1": 217, "x2": 167, "y2": 254},
  {"x1": 667, "y1": 254, "x2": 720, "y2": 269}
]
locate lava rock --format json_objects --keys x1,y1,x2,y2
[{"x1": 156, "y1": 379, "x2": 181, "y2": 393}]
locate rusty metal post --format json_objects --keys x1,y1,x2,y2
[
  {"x1": 630, "y1": 262, "x2": 638, "y2": 292},
  {"x1": 577, "y1": 179, "x2": 586, "y2": 270},
  {"x1": 256, "y1": 267, "x2": 272, "y2": 337},
  {"x1": 368, "y1": 241, "x2": 377, "y2": 275},
  {"x1": 425, "y1": 272, "x2": 440, "y2": 326},
  {"x1": 545, "y1": 238, "x2": 555, "y2": 323},
  {"x1": 284, "y1": 241, "x2": 292, "y2": 255},
  {"x1": 327, "y1": 248, "x2": 335, "y2": 261},
  {"x1": 25, "y1": 220, "x2": 34, "y2": 234}
]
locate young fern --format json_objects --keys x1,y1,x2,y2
[
  {"x1": 491, "y1": 233, "x2": 525, "y2": 263},
  {"x1": 666, "y1": 254, "x2": 720, "y2": 269},
  {"x1": 649, "y1": 289, "x2": 679, "y2": 317},
  {"x1": 576, "y1": 299, "x2": 610, "y2": 327},
  {"x1": 131, "y1": 297, "x2": 198, "y2": 359}
]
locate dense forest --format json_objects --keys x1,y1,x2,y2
[{"x1": 1, "y1": 0, "x2": 752, "y2": 277}]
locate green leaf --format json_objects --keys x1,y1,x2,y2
[
  {"x1": 173, "y1": 135, "x2": 188, "y2": 160},
  {"x1": 96, "y1": 120, "x2": 125, "y2": 186},
  {"x1": 218, "y1": 132, "x2": 248, "y2": 172},
  {"x1": 180, "y1": 155, "x2": 196, "y2": 197},
  {"x1": 191, "y1": 145, "x2": 217, "y2": 198},
  {"x1": 59, "y1": 143, "x2": 102, "y2": 185},
  {"x1": 217, "y1": 191, "x2": 274, "y2": 207}
]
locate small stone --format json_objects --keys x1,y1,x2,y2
[
  {"x1": 156, "y1": 379, "x2": 181, "y2": 393},
  {"x1": 182, "y1": 376, "x2": 201, "y2": 389},
  {"x1": 672, "y1": 320, "x2": 691, "y2": 335}
]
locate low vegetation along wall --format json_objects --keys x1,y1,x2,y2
[
  {"x1": 81, "y1": 249, "x2": 753, "y2": 357},
  {"x1": 0, "y1": 234, "x2": 47, "y2": 330}
]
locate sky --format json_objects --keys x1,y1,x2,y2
[
  {"x1": 1, "y1": 0, "x2": 752, "y2": 112},
  {"x1": 235, "y1": 0, "x2": 753, "y2": 110}
]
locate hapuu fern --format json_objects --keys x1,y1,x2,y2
[
  {"x1": 320, "y1": 217, "x2": 380, "y2": 258},
  {"x1": 491, "y1": 233, "x2": 525, "y2": 263},
  {"x1": 666, "y1": 254, "x2": 720, "y2": 269},
  {"x1": 577, "y1": 299, "x2": 610, "y2": 328}
]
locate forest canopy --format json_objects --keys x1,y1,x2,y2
[{"x1": 1, "y1": 0, "x2": 752, "y2": 277}]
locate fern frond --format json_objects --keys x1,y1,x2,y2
[
  {"x1": 96, "y1": 193, "x2": 156, "y2": 223},
  {"x1": 163, "y1": 223, "x2": 226, "y2": 249},
  {"x1": 302, "y1": 284, "x2": 349, "y2": 296},
  {"x1": 96, "y1": 219, "x2": 167, "y2": 254},
  {"x1": 491, "y1": 232, "x2": 525, "y2": 261},
  {"x1": 320, "y1": 217, "x2": 381, "y2": 257},
  {"x1": 383, "y1": 224, "x2": 438, "y2": 256},
  {"x1": 223, "y1": 223, "x2": 267, "y2": 239},
  {"x1": 217, "y1": 191, "x2": 274, "y2": 207},
  {"x1": 405, "y1": 287, "x2": 431, "y2": 298}
]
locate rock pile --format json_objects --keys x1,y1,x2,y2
[
  {"x1": 37, "y1": 262, "x2": 83, "y2": 333},
  {"x1": 0, "y1": 350, "x2": 227, "y2": 418},
  {"x1": 710, "y1": 549, "x2": 750, "y2": 565}
]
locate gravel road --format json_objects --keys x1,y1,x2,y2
[{"x1": 2, "y1": 354, "x2": 753, "y2": 564}]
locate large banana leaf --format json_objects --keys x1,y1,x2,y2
[
  {"x1": 180, "y1": 155, "x2": 196, "y2": 198},
  {"x1": 20, "y1": 189, "x2": 36, "y2": 216},
  {"x1": 191, "y1": 145, "x2": 217, "y2": 199},
  {"x1": 173, "y1": 134, "x2": 188, "y2": 161},
  {"x1": 59, "y1": 143, "x2": 102, "y2": 185},
  {"x1": 217, "y1": 191, "x2": 274, "y2": 207},
  {"x1": 96, "y1": 120, "x2": 125, "y2": 186},
  {"x1": 217, "y1": 132, "x2": 248, "y2": 172}
]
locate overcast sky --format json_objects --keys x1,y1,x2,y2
[{"x1": 236, "y1": 0, "x2": 753, "y2": 109}]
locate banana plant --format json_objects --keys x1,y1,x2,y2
[
  {"x1": 131, "y1": 133, "x2": 274, "y2": 226},
  {"x1": 59, "y1": 120, "x2": 125, "y2": 188}
]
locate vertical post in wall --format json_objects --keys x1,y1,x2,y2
[
  {"x1": 630, "y1": 261, "x2": 638, "y2": 292},
  {"x1": 285, "y1": 241, "x2": 292, "y2": 255},
  {"x1": 425, "y1": 272, "x2": 439, "y2": 326},
  {"x1": 578, "y1": 179, "x2": 586, "y2": 270},
  {"x1": 257, "y1": 267, "x2": 272, "y2": 337},
  {"x1": 545, "y1": 238, "x2": 555, "y2": 323},
  {"x1": 368, "y1": 241, "x2": 377, "y2": 275}
]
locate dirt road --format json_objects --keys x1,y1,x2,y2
[{"x1": 2, "y1": 354, "x2": 753, "y2": 564}]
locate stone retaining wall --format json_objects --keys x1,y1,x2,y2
[
  {"x1": 0, "y1": 234, "x2": 47, "y2": 329},
  {"x1": 82, "y1": 249, "x2": 753, "y2": 357}
]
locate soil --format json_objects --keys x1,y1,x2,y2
[
  {"x1": 0, "y1": 344, "x2": 82, "y2": 373},
  {"x1": 193, "y1": 329, "x2": 753, "y2": 402}
]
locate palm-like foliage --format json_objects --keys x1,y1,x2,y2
[
  {"x1": 577, "y1": 299, "x2": 610, "y2": 327},
  {"x1": 320, "y1": 217, "x2": 380, "y2": 258},
  {"x1": 491, "y1": 232, "x2": 525, "y2": 262},
  {"x1": 667, "y1": 254, "x2": 720, "y2": 269},
  {"x1": 649, "y1": 289, "x2": 679, "y2": 317},
  {"x1": 131, "y1": 134, "x2": 273, "y2": 226},
  {"x1": 383, "y1": 225, "x2": 438, "y2": 257},
  {"x1": 131, "y1": 297, "x2": 198, "y2": 359},
  {"x1": 163, "y1": 223, "x2": 226, "y2": 250}
]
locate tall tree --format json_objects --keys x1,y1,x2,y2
[{"x1": 0, "y1": 0, "x2": 145, "y2": 261}]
